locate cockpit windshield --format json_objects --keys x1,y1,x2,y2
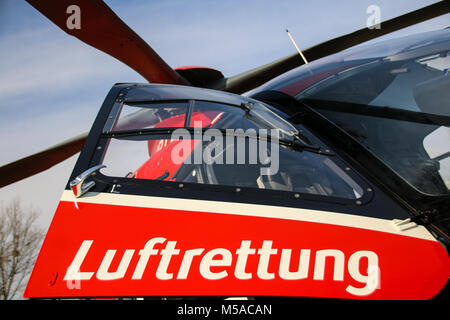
[
  {"x1": 291, "y1": 30, "x2": 450, "y2": 196},
  {"x1": 99, "y1": 93, "x2": 365, "y2": 201}
]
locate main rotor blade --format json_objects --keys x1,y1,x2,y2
[
  {"x1": 212, "y1": 1, "x2": 450, "y2": 94},
  {"x1": 0, "y1": 133, "x2": 87, "y2": 188},
  {"x1": 25, "y1": 0, "x2": 189, "y2": 85}
]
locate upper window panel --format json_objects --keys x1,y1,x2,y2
[
  {"x1": 106, "y1": 100, "x2": 300, "y2": 141},
  {"x1": 108, "y1": 102, "x2": 188, "y2": 132},
  {"x1": 100, "y1": 100, "x2": 365, "y2": 201}
]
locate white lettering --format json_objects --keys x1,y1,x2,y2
[
  {"x1": 97, "y1": 249, "x2": 134, "y2": 280},
  {"x1": 346, "y1": 250, "x2": 380, "y2": 296},
  {"x1": 66, "y1": 5, "x2": 81, "y2": 30},
  {"x1": 257, "y1": 241, "x2": 277, "y2": 280},
  {"x1": 156, "y1": 241, "x2": 180, "y2": 280},
  {"x1": 170, "y1": 127, "x2": 280, "y2": 175},
  {"x1": 64, "y1": 240, "x2": 94, "y2": 281},
  {"x1": 200, "y1": 248, "x2": 232, "y2": 280},
  {"x1": 132, "y1": 237, "x2": 166, "y2": 280},
  {"x1": 170, "y1": 129, "x2": 191, "y2": 165},
  {"x1": 203, "y1": 129, "x2": 224, "y2": 165},
  {"x1": 313, "y1": 249, "x2": 345, "y2": 281},
  {"x1": 366, "y1": 5, "x2": 381, "y2": 30},
  {"x1": 235, "y1": 241, "x2": 256, "y2": 280},
  {"x1": 65, "y1": 238, "x2": 380, "y2": 297},
  {"x1": 279, "y1": 249, "x2": 310, "y2": 280},
  {"x1": 177, "y1": 248, "x2": 205, "y2": 279}
]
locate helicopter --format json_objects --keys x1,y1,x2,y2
[{"x1": 1, "y1": 0, "x2": 448, "y2": 299}]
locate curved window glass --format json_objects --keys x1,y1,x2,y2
[
  {"x1": 294, "y1": 34, "x2": 450, "y2": 195},
  {"x1": 109, "y1": 102, "x2": 188, "y2": 132},
  {"x1": 100, "y1": 100, "x2": 364, "y2": 200}
]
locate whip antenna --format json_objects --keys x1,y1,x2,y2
[{"x1": 286, "y1": 29, "x2": 308, "y2": 65}]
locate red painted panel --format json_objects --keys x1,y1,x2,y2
[{"x1": 25, "y1": 200, "x2": 449, "y2": 299}]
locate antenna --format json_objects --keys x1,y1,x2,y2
[{"x1": 286, "y1": 29, "x2": 308, "y2": 65}]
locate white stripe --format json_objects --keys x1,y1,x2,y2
[{"x1": 61, "y1": 190, "x2": 436, "y2": 241}]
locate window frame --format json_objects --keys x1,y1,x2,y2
[
  {"x1": 92, "y1": 97, "x2": 372, "y2": 206},
  {"x1": 66, "y1": 83, "x2": 418, "y2": 222}
]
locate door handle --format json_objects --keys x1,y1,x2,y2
[{"x1": 70, "y1": 164, "x2": 106, "y2": 198}]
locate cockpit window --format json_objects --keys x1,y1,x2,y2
[
  {"x1": 298, "y1": 52, "x2": 450, "y2": 115},
  {"x1": 100, "y1": 100, "x2": 365, "y2": 200},
  {"x1": 295, "y1": 46, "x2": 450, "y2": 195},
  {"x1": 108, "y1": 102, "x2": 188, "y2": 132},
  {"x1": 191, "y1": 100, "x2": 299, "y2": 138},
  {"x1": 108, "y1": 100, "x2": 300, "y2": 140}
]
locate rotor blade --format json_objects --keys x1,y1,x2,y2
[
  {"x1": 211, "y1": 1, "x2": 450, "y2": 94},
  {"x1": 0, "y1": 133, "x2": 87, "y2": 188},
  {"x1": 25, "y1": 0, "x2": 189, "y2": 85}
]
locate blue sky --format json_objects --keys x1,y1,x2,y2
[{"x1": 0, "y1": 0, "x2": 448, "y2": 229}]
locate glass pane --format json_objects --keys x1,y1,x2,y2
[
  {"x1": 101, "y1": 138, "x2": 152, "y2": 178},
  {"x1": 190, "y1": 101, "x2": 298, "y2": 141},
  {"x1": 315, "y1": 109, "x2": 450, "y2": 194},
  {"x1": 110, "y1": 102, "x2": 188, "y2": 132},
  {"x1": 296, "y1": 46, "x2": 450, "y2": 195},
  {"x1": 299, "y1": 50, "x2": 450, "y2": 117},
  {"x1": 101, "y1": 135, "x2": 363, "y2": 200},
  {"x1": 190, "y1": 101, "x2": 257, "y2": 130}
]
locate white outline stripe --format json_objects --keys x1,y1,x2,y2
[{"x1": 61, "y1": 190, "x2": 436, "y2": 241}]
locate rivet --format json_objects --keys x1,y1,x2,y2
[
  {"x1": 236, "y1": 188, "x2": 241, "y2": 192},
  {"x1": 294, "y1": 193, "x2": 300, "y2": 198},
  {"x1": 356, "y1": 200, "x2": 362, "y2": 205},
  {"x1": 179, "y1": 183, "x2": 184, "y2": 188}
]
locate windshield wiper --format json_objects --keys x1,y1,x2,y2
[{"x1": 101, "y1": 127, "x2": 324, "y2": 154}]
